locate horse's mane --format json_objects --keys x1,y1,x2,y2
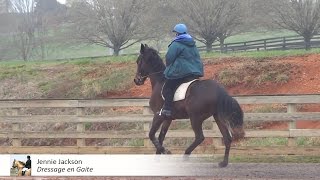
[
  {"x1": 145, "y1": 47, "x2": 166, "y2": 72},
  {"x1": 18, "y1": 160, "x2": 26, "y2": 165}
]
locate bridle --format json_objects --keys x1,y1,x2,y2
[{"x1": 140, "y1": 71, "x2": 164, "y2": 79}]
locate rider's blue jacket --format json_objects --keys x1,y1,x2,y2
[{"x1": 164, "y1": 34, "x2": 204, "y2": 79}]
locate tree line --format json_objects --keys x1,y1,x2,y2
[{"x1": 0, "y1": 0, "x2": 320, "y2": 60}]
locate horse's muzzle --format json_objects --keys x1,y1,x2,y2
[{"x1": 134, "y1": 76, "x2": 145, "y2": 86}]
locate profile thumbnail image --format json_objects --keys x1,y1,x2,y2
[{"x1": 10, "y1": 155, "x2": 31, "y2": 176}]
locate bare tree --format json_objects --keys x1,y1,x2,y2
[
  {"x1": 34, "y1": 0, "x2": 67, "y2": 59},
  {"x1": 69, "y1": 0, "x2": 153, "y2": 56},
  {"x1": 264, "y1": 0, "x2": 320, "y2": 50},
  {"x1": 147, "y1": 0, "x2": 178, "y2": 52},
  {"x1": 172, "y1": 0, "x2": 243, "y2": 52},
  {"x1": 216, "y1": 0, "x2": 243, "y2": 52},
  {"x1": 0, "y1": 13, "x2": 17, "y2": 60},
  {"x1": 9, "y1": 0, "x2": 37, "y2": 61}
]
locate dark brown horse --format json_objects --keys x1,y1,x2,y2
[{"x1": 134, "y1": 44, "x2": 245, "y2": 167}]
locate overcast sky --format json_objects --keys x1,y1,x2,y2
[{"x1": 57, "y1": 0, "x2": 66, "y2": 4}]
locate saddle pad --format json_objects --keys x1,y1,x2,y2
[{"x1": 162, "y1": 79, "x2": 198, "y2": 102}]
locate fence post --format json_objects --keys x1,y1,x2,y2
[
  {"x1": 244, "y1": 42, "x2": 247, "y2": 51},
  {"x1": 77, "y1": 107, "x2": 85, "y2": 147},
  {"x1": 282, "y1": 37, "x2": 286, "y2": 50},
  {"x1": 287, "y1": 103, "x2": 297, "y2": 146},
  {"x1": 264, "y1": 40, "x2": 267, "y2": 50},
  {"x1": 143, "y1": 107, "x2": 151, "y2": 148},
  {"x1": 12, "y1": 108, "x2": 21, "y2": 147}
]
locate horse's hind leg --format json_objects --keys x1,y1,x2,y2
[
  {"x1": 185, "y1": 118, "x2": 204, "y2": 155},
  {"x1": 149, "y1": 115, "x2": 165, "y2": 154},
  {"x1": 157, "y1": 119, "x2": 172, "y2": 154},
  {"x1": 214, "y1": 115, "x2": 232, "y2": 168}
]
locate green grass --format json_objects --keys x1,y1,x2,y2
[
  {"x1": 98, "y1": 66, "x2": 136, "y2": 92},
  {"x1": 224, "y1": 30, "x2": 297, "y2": 43},
  {"x1": 297, "y1": 137, "x2": 320, "y2": 146},
  {"x1": 229, "y1": 155, "x2": 320, "y2": 163},
  {"x1": 0, "y1": 29, "x2": 304, "y2": 61},
  {"x1": 202, "y1": 48, "x2": 320, "y2": 59},
  {"x1": 236, "y1": 137, "x2": 320, "y2": 147},
  {"x1": 216, "y1": 60, "x2": 293, "y2": 87},
  {"x1": 4, "y1": 47, "x2": 318, "y2": 66},
  {"x1": 0, "y1": 63, "x2": 40, "y2": 81},
  {"x1": 0, "y1": 57, "x2": 137, "y2": 98},
  {"x1": 194, "y1": 155, "x2": 320, "y2": 163},
  {"x1": 127, "y1": 139, "x2": 144, "y2": 146},
  {"x1": 249, "y1": 105, "x2": 286, "y2": 113},
  {"x1": 217, "y1": 70, "x2": 241, "y2": 87},
  {"x1": 239, "y1": 138, "x2": 288, "y2": 146}
]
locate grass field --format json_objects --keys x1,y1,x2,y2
[
  {"x1": 0, "y1": 29, "x2": 298, "y2": 61},
  {"x1": 228, "y1": 155, "x2": 320, "y2": 163},
  {"x1": 223, "y1": 29, "x2": 296, "y2": 44}
]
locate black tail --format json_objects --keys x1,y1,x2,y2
[{"x1": 216, "y1": 92, "x2": 245, "y2": 141}]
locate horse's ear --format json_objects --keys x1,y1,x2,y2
[{"x1": 140, "y1": 44, "x2": 145, "y2": 54}]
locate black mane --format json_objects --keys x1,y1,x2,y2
[{"x1": 144, "y1": 47, "x2": 166, "y2": 73}]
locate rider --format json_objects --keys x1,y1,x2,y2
[
  {"x1": 159, "y1": 23, "x2": 204, "y2": 118},
  {"x1": 22, "y1": 155, "x2": 31, "y2": 175}
]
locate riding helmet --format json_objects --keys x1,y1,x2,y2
[{"x1": 173, "y1": 23, "x2": 188, "y2": 34}]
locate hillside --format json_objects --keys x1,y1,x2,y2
[
  {"x1": 0, "y1": 53, "x2": 320, "y2": 99},
  {"x1": 106, "y1": 53, "x2": 320, "y2": 97},
  {"x1": 0, "y1": 53, "x2": 320, "y2": 141},
  {"x1": 0, "y1": 53, "x2": 319, "y2": 100}
]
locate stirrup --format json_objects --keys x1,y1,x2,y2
[{"x1": 158, "y1": 109, "x2": 172, "y2": 118}]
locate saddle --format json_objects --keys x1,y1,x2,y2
[{"x1": 161, "y1": 79, "x2": 198, "y2": 101}]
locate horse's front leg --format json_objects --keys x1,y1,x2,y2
[
  {"x1": 18, "y1": 169, "x2": 22, "y2": 176},
  {"x1": 149, "y1": 115, "x2": 165, "y2": 154},
  {"x1": 157, "y1": 119, "x2": 172, "y2": 154}
]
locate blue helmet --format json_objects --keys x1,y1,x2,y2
[{"x1": 173, "y1": 23, "x2": 188, "y2": 34}]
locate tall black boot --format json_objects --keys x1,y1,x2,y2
[
  {"x1": 159, "y1": 104, "x2": 172, "y2": 118},
  {"x1": 158, "y1": 94, "x2": 173, "y2": 118}
]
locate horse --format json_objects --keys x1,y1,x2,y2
[
  {"x1": 134, "y1": 44, "x2": 245, "y2": 167},
  {"x1": 12, "y1": 159, "x2": 31, "y2": 176}
]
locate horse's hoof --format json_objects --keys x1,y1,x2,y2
[
  {"x1": 218, "y1": 161, "x2": 228, "y2": 168},
  {"x1": 162, "y1": 149, "x2": 171, "y2": 154}
]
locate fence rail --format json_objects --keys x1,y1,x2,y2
[
  {"x1": 0, "y1": 95, "x2": 320, "y2": 155},
  {"x1": 199, "y1": 34, "x2": 320, "y2": 52}
]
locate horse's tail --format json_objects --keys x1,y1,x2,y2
[{"x1": 216, "y1": 93, "x2": 245, "y2": 141}]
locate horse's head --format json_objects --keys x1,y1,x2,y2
[
  {"x1": 134, "y1": 44, "x2": 149, "y2": 85},
  {"x1": 12, "y1": 159, "x2": 25, "y2": 169},
  {"x1": 12, "y1": 159, "x2": 17, "y2": 168},
  {"x1": 134, "y1": 44, "x2": 165, "y2": 85},
  {"x1": 12, "y1": 159, "x2": 16, "y2": 168}
]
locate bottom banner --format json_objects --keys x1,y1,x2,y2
[
  {"x1": 0, "y1": 155, "x2": 10, "y2": 176},
  {"x1": 9, "y1": 154, "x2": 216, "y2": 176}
]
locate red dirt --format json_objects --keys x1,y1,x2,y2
[{"x1": 107, "y1": 54, "x2": 320, "y2": 129}]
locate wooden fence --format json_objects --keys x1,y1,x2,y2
[
  {"x1": 199, "y1": 34, "x2": 320, "y2": 52},
  {"x1": 0, "y1": 95, "x2": 320, "y2": 155}
]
